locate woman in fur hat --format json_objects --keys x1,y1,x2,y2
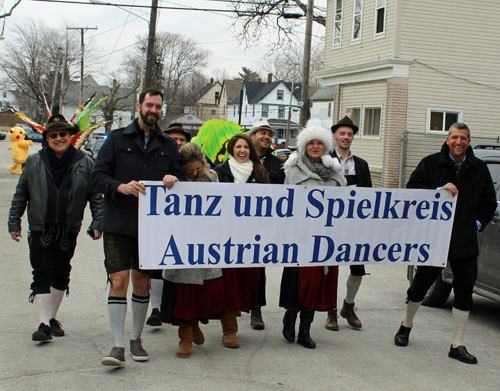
[
  {"x1": 160, "y1": 143, "x2": 223, "y2": 358},
  {"x1": 279, "y1": 118, "x2": 347, "y2": 349},
  {"x1": 214, "y1": 134, "x2": 269, "y2": 349}
]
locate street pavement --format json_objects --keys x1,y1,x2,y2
[{"x1": 0, "y1": 138, "x2": 499, "y2": 390}]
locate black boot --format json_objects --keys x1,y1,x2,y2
[
  {"x1": 282, "y1": 310, "x2": 298, "y2": 342},
  {"x1": 297, "y1": 310, "x2": 316, "y2": 349}
]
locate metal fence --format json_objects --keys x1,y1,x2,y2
[{"x1": 399, "y1": 131, "x2": 499, "y2": 188}]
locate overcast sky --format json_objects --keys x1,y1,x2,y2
[{"x1": 1, "y1": 0, "x2": 327, "y2": 84}]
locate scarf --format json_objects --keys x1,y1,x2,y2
[
  {"x1": 228, "y1": 155, "x2": 254, "y2": 183},
  {"x1": 302, "y1": 154, "x2": 337, "y2": 181},
  {"x1": 47, "y1": 144, "x2": 76, "y2": 188}
]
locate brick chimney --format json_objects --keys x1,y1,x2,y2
[
  {"x1": 244, "y1": 73, "x2": 249, "y2": 81},
  {"x1": 267, "y1": 73, "x2": 273, "y2": 84},
  {"x1": 210, "y1": 77, "x2": 214, "y2": 83},
  {"x1": 257, "y1": 77, "x2": 262, "y2": 82}
]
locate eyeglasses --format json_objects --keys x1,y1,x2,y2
[{"x1": 48, "y1": 131, "x2": 69, "y2": 139}]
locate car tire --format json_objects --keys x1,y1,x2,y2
[{"x1": 407, "y1": 266, "x2": 452, "y2": 307}]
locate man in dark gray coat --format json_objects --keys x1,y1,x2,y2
[
  {"x1": 9, "y1": 114, "x2": 103, "y2": 342},
  {"x1": 91, "y1": 89, "x2": 185, "y2": 366},
  {"x1": 394, "y1": 122, "x2": 496, "y2": 364}
]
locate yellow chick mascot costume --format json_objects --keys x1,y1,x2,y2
[{"x1": 8, "y1": 126, "x2": 33, "y2": 175}]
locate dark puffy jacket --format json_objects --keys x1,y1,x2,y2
[
  {"x1": 214, "y1": 160, "x2": 268, "y2": 184},
  {"x1": 407, "y1": 142, "x2": 496, "y2": 260},
  {"x1": 91, "y1": 119, "x2": 185, "y2": 237},
  {"x1": 261, "y1": 149, "x2": 285, "y2": 184},
  {"x1": 8, "y1": 149, "x2": 102, "y2": 233}
]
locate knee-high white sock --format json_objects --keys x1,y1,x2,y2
[
  {"x1": 452, "y1": 308, "x2": 470, "y2": 348},
  {"x1": 49, "y1": 287, "x2": 65, "y2": 320},
  {"x1": 345, "y1": 275, "x2": 362, "y2": 304},
  {"x1": 150, "y1": 279, "x2": 163, "y2": 311},
  {"x1": 108, "y1": 296, "x2": 127, "y2": 348},
  {"x1": 402, "y1": 301, "x2": 422, "y2": 328},
  {"x1": 35, "y1": 293, "x2": 51, "y2": 326},
  {"x1": 131, "y1": 294, "x2": 150, "y2": 340}
]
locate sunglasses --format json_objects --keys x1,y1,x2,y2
[{"x1": 48, "y1": 131, "x2": 69, "y2": 139}]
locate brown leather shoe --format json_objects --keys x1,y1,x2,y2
[
  {"x1": 339, "y1": 300, "x2": 362, "y2": 329},
  {"x1": 325, "y1": 310, "x2": 339, "y2": 331}
]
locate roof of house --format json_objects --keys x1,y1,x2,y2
[
  {"x1": 228, "y1": 81, "x2": 302, "y2": 105},
  {"x1": 221, "y1": 80, "x2": 243, "y2": 102},
  {"x1": 187, "y1": 81, "x2": 221, "y2": 105},
  {"x1": 311, "y1": 86, "x2": 335, "y2": 101}
]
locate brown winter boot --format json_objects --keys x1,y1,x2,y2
[
  {"x1": 340, "y1": 300, "x2": 362, "y2": 329},
  {"x1": 221, "y1": 311, "x2": 240, "y2": 348},
  {"x1": 192, "y1": 320, "x2": 205, "y2": 345},
  {"x1": 177, "y1": 326, "x2": 193, "y2": 358},
  {"x1": 325, "y1": 309, "x2": 339, "y2": 331}
]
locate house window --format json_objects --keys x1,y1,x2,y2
[
  {"x1": 277, "y1": 90, "x2": 284, "y2": 101},
  {"x1": 374, "y1": 0, "x2": 386, "y2": 36},
  {"x1": 333, "y1": 0, "x2": 343, "y2": 47},
  {"x1": 215, "y1": 91, "x2": 220, "y2": 102},
  {"x1": 2, "y1": 92, "x2": 7, "y2": 98},
  {"x1": 291, "y1": 129, "x2": 299, "y2": 138},
  {"x1": 363, "y1": 107, "x2": 381, "y2": 136},
  {"x1": 223, "y1": 106, "x2": 226, "y2": 115},
  {"x1": 262, "y1": 105, "x2": 269, "y2": 118},
  {"x1": 252, "y1": 105, "x2": 255, "y2": 117},
  {"x1": 346, "y1": 107, "x2": 361, "y2": 128},
  {"x1": 352, "y1": 0, "x2": 363, "y2": 42},
  {"x1": 276, "y1": 129, "x2": 285, "y2": 139},
  {"x1": 211, "y1": 110, "x2": 216, "y2": 115},
  {"x1": 278, "y1": 106, "x2": 285, "y2": 119},
  {"x1": 427, "y1": 108, "x2": 462, "y2": 132},
  {"x1": 233, "y1": 106, "x2": 236, "y2": 116},
  {"x1": 328, "y1": 103, "x2": 332, "y2": 117},
  {"x1": 245, "y1": 106, "x2": 248, "y2": 117}
]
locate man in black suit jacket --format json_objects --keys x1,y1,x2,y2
[{"x1": 327, "y1": 116, "x2": 372, "y2": 331}]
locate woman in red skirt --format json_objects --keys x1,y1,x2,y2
[
  {"x1": 160, "y1": 143, "x2": 223, "y2": 358},
  {"x1": 279, "y1": 119, "x2": 346, "y2": 349},
  {"x1": 214, "y1": 134, "x2": 269, "y2": 348}
]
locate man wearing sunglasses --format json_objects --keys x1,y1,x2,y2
[{"x1": 8, "y1": 114, "x2": 103, "y2": 343}]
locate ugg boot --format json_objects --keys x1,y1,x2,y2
[
  {"x1": 177, "y1": 326, "x2": 193, "y2": 358},
  {"x1": 282, "y1": 310, "x2": 298, "y2": 342},
  {"x1": 192, "y1": 320, "x2": 205, "y2": 345},
  {"x1": 297, "y1": 310, "x2": 316, "y2": 349},
  {"x1": 221, "y1": 311, "x2": 240, "y2": 348}
]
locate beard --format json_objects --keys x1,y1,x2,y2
[{"x1": 140, "y1": 109, "x2": 160, "y2": 127}]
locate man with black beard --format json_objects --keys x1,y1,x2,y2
[{"x1": 91, "y1": 89, "x2": 185, "y2": 366}]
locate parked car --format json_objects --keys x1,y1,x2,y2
[
  {"x1": 408, "y1": 143, "x2": 500, "y2": 306},
  {"x1": 25, "y1": 129, "x2": 44, "y2": 143},
  {"x1": 84, "y1": 138, "x2": 106, "y2": 160},
  {"x1": 0, "y1": 132, "x2": 6, "y2": 141}
]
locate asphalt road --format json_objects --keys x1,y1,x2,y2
[{"x1": 0, "y1": 138, "x2": 499, "y2": 390}]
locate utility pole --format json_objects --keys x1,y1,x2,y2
[
  {"x1": 67, "y1": 27, "x2": 98, "y2": 106},
  {"x1": 299, "y1": 0, "x2": 314, "y2": 128},
  {"x1": 144, "y1": 0, "x2": 159, "y2": 89},
  {"x1": 285, "y1": 81, "x2": 295, "y2": 147}
]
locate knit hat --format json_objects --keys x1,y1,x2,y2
[
  {"x1": 331, "y1": 115, "x2": 358, "y2": 134},
  {"x1": 295, "y1": 118, "x2": 334, "y2": 155},
  {"x1": 248, "y1": 119, "x2": 276, "y2": 138},
  {"x1": 165, "y1": 122, "x2": 192, "y2": 142}
]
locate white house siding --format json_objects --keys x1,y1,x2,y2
[
  {"x1": 400, "y1": 0, "x2": 500, "y2": 137},
  {"x1": 324, "y1": 0, "x2": 396, "y2": 69},
  {"x1": 310, "y1": 101, "x2": 335, "y2": 129}
]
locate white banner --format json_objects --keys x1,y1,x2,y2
[{"x1": 138, "y1": 182, "x2": 456, "y2": 269}]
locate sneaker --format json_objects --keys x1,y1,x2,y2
[
  {"x1": 130, "y1": 338, "x2": 149, "y2": 361},
  {"x1": 32, "y1": 323, "x2": 52, "y2": 342},
  {"x1": 49, "y1": 318, "x2": 65, "y2": 337},
  {"x1": 146, "y1": 308, "x2": 162, "y2": 327},
  {"x1": 102, "y1": 347, "x2": 125, "y2": 366}
]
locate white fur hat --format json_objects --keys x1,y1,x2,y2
[{"x1": 295, "y1": 118, "x2": 334, "y2": 155}]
